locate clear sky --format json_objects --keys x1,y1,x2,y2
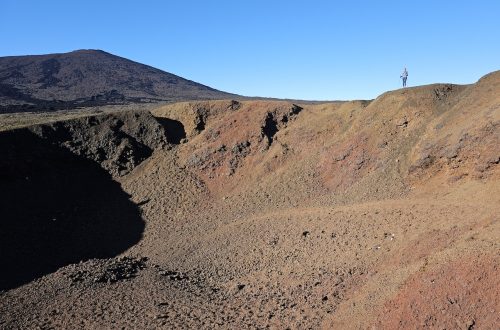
[{"x1": 2, "y1": 1, "x2": 499, "y2": 100}]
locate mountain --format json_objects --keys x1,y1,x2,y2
[{"x1": 0, "y1": 49, "x2": 237, "y2": 112}]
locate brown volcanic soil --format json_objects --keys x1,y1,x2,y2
[{"x1": 0, "y1": 72, "x2": 499, "y2": 329}]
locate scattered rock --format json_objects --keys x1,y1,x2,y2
[
  {"x1": 227, "y1": 141, "x2": 251, "y2": 175},
  {"x1": 466, "y1": 319, "x2": 476, "y2": 330},
  {"x1": 67, "y1": 257, "x2": 148, "y2": 284},
  {"x1": 158, "y1": 270, "x2": 189, "y2": 281},
  {"x1": 333, "y1": 149, "x2": 351, "y2": 161},
  {"x1": 228, "y1": 100, "x2": 241, "y2": 111},
  {"x1": 434, "y1": 84, "x2": 454, "y2": 100},
  {"x1": 384, "y1": 233, "x2": 395, "y2": 240},
  {"x1": 409, "y1": 154, "x2": 435, "y2": 173},
  {"x1": 396, "y1": 117, "x2": 408, "y2": 128}
]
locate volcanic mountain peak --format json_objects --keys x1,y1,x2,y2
[{"x1": 0, "y1": 49, "x2": 236, "y2": 112}]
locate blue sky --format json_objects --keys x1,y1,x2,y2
[{"x1": 2, "y1": 1, "x2": 499, "y2": 100}]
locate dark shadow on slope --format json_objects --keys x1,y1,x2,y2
[
  {"x1": 0, "y1": 129, "x2": 144, "y2": 291},
  {"x1": 195, "y1": 115, "x2": 206, "y2": 132},
  {"x1": 263, "y1": 113, "x2": 279, "y2": 145},
  {"x1": 156, "y1": 117, "x2": 186, "y2": 144}
]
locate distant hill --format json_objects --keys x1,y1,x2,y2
[{"x1": 0, "y1": 49, "x2": 237, "y2": 112}]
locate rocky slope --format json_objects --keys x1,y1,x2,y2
[
  {"x1": 0, "y1": 50, "x2": 236, "y2": 112},
  {"x1": 0, "y1": 72, "x2": 498, "y2": 329}
]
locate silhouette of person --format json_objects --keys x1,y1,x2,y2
[{"x1": 401, "y1": 67, "x2": 408, "y2": 87}]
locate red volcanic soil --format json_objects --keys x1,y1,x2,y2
[{"x1": 374, "y1": 254, "x2": 499, "y2": 329}]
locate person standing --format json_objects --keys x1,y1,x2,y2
[{"x1": 401, "y1": 67, "x2": 408, "y2": 87}]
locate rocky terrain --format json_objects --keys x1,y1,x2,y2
[
  {"x1": 0, "y1": 50, "x2": 236, "y2": 112},
  {"x1": 0, "y1": 71, "x2": 499, "y2": 329}
]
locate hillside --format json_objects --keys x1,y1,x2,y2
[
  {"x1": 0, "y1": 50, "x2": 236, "y2": 112},
  {"x1": 0, "y1": 71, "x2": 498, "y2": 329}
]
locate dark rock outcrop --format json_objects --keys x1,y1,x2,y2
[{"x1": 29, "y1": 110, "x2": 169, "y2": 176}]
